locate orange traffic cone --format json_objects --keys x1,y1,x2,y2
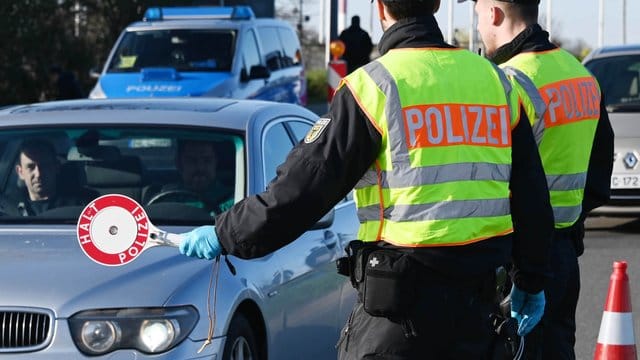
[{"x1": 594, "y1": 261, "x2": 637, "y2": 360}]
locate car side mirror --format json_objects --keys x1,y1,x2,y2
[
  {"x1": 310, "y1": 208, "x2": 334, "y2": 230},
  {"x1": 248, "y1": 65, "x2": 270, "y2": 80},
  {"x1": 89, "y1": 67, "x2": 101, "y2": 79}
]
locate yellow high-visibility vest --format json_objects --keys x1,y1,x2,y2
[
  {"x1": 341, "y1": 48, "x2": 521, "y2": 246},
  {"x1": 503, "y1": 49, "x2": 601, "y2": 228}
]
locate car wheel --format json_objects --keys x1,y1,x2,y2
[{"x1": 223, "y1": 313, "x2": 260, "y2": 360}]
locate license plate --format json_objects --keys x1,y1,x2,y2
[{"x1": 611, "y1": 175, "x2": 640, "y2": 189}]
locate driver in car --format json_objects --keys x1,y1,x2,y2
[
  {"x1": 0, "y1": 138, "x2": 95, "y2": 216},
  {"x1": 144, "y1": 139, "x2": 233, "y2": 215}
]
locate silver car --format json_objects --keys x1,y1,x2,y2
[
  {"x1": 584, "y1": 45, "x2": 640, "y2": 215},
  {"x1": 0, "y1": 98, "x2": 358, "y2": 359}
]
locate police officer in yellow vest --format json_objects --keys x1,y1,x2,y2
[
  {"x1": 177, "y1": 0, "x2": 555, "y2": 358},
  {"x1": 460, "y1": 0, "x2": 615, "y2": 358}
]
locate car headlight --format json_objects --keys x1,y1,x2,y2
[
  {"x1": 139, "y1": 319, "x2": 176, "y2": 352},
  {"x1": 80, "y1": 320, "x2": 120, "y2": 353},
  {"x1": 69, "y1": 306, "x2": 198, "y2": 355}
]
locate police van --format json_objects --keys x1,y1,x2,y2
[{"x1": 89, "y1": 6, "x2": 307, "y2": 105}]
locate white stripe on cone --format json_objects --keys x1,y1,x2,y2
[{"x1": 597, "y1": 311, "x2": 636, "y2": 345}]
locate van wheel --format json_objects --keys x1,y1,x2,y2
[{"x1": 223, "y1": 313, "x2": 260, "y2": 360}]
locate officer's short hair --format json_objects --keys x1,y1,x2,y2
[
  {"x1": 381, "y1": 0, "x2": 439, "y2": 20},
  {"x1": 502, "y1": 3, "x2": 539, "y2": 24}
]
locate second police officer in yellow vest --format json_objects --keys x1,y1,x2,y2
[
  {"x1": 460, "y1": 0, "x2": 615, "y2": 358},
  {"x1": 178, "y1": 0, "x2": 556, "y2": 358}
]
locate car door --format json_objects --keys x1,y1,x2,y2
[
  {"x1": 260, "y1": 119, "x2": 348, "y2": 359},
  {"x1": 286, "y1": 120, "x2": 359, "y2": 341},
  {"x1": 232, "y1": 28, "x2": 269, "y2": 100},
  {"x1": 275, "y1": 27, "x2": 307, "y2": 105},
  {"x1": 254, "y1": 26, "x2": 291, "y2": 103}
]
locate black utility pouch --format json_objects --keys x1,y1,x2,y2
[
  {"x1": 336, "y1": 240, "x2": 377, "y2": 289},
  {"x1": 336, "y1": 257, "x2": 351, "y2": 277},
  {"x1": 361, "y1": 249, "x2": 416, "y2": 318},
  {"x1": 336, "y1": 240, "x2": 361, "y2": 278}
]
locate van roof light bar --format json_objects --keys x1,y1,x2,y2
[{"x1": 143, "y1": 6, "x2": 255, "y2": 22}]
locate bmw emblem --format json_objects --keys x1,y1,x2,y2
[{"x1": 623, "y1": 152, "x2": 638, "y2": 169}]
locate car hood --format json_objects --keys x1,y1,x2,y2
[
  {"x1": 99, "y1": 69, "x2": 233, "y2": 98},
  {"x1": 0, "y1": 226, "x2": 208, "y2": 317},
  {"x1": 608, "y1": 112, "x2": 640, "y2": 138}
]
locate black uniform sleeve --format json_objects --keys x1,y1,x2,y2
[
  {"x1": 215, "y1": 86, "x2": 382, "y2": 259},
  {"x1": 509, "y1": 108, "x2": 554, "y2": 294},
  {"x1": 567, "y1": 97, "x2": 614, "y2": 256},
  {"x1": 582, "y1": 99, "x2": 614, "y2": 215}
]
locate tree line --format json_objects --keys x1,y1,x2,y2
[{"x1": 0, "y1": 0, "x2": 207, "y2": 106}]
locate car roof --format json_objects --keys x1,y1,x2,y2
[
  {"x1": 583, "y1": 44, "x2": 640, "y2": 63},
  {"x1": 0, "y1": 98, "x2": 316, "y2": 130},
  {"x1": 126, "y1": 17, "x2": 292, "y2": 32}
]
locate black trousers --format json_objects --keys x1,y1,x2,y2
[
  {"x1": 337, "y1": 270, "x2": 496, "y2": 360},
  {"x1": 539, "y1": 233, "x2": 580, "y2": 360}
]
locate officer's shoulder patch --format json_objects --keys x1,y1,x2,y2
[{"x1": 304, "y1": 117, "x2": 331, "y2": 144}]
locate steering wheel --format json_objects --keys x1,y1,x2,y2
[{"x1": 146, "y1": 189, "x2": 207, "y2": 209}]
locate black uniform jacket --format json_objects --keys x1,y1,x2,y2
[
  {"x1": 216, "y1": 16, "x2": 554, "y2": 293},
  {"x1": 490, "y1": 24, "x2": 614, "y2": 256}
]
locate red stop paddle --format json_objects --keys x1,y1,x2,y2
[{"x1": 77, "y1": 194, "x2": 183, "y2": 266}]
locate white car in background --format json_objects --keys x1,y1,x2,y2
[{"x1": 584, "y1": 44, "x2": 640, "y2": 215}]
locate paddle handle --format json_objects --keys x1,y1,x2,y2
[{"x1": 149, "y1": 230, "x2": 184, "y2": 247}]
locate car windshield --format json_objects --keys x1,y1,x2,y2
[
  {"x1": 586, "y1": 54, "x2": 640, "y2": 109},
  {"x1": 107, "y1": 29, "x2": 236, "y2": 72},
  {"x1": 0, "y1": 127, "x2": 244, "y2": 225}
]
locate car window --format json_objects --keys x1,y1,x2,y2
[
  {"x1": 240, "y1": 30, "x2": 262, "y2": 77},
  {"x1": 262, "y1": 123, "x2": 294, "y2": 185},
  {"x1": 277, "y1": 27, "x2": 302, "y2": 67},
  {"x1": 585, "y1": 54, "x2": 640, "y2": 106},
  {"x1": 107, "y1": 29, "x2": 236, "y2": 72},
  {"x1": 257, "y1": 26, "x2": 283, "y2": 71},
  {"x1": 0, "y1": 127, "x2": 244, "y2": 224},
  {"x1": 287, "y1": 121, "x2": 312, "y2": 143}
]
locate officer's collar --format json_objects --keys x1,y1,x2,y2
[
  {"x1": 488, "y1": 24, "x2": 553, "y2": 64},
  {"x1": 377, "y1": 15, "x2": 448, "y2": 56}
]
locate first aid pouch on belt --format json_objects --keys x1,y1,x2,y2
[{"x1": 362, "y1": 249, "x2": 416, "y2": 318}]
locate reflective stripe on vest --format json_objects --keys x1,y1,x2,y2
[
  {"x1": 503, "y1": 49, "x2": 601, "y2": 228},
  {"x1": 343, "y1": 48, "x2": 519, "y2": 246},
  {"x1": 503, "y1": 66, "x2": 548, "y2": 144}
]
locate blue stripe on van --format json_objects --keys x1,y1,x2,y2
[{"x1": 99, "y1": 72, "x2": 232, "y2": 98}]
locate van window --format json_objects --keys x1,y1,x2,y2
[
  {"x1": 277, "y1": 28, "x2": 302, "y2": 67},
  {"x1": 258, "y1": 27, "x2": 283, "y2": 71},
  {"x1": 108, "y1": 29, "x2": 236, "y2": 72},
  {"x1": 240, "y1": 30, "x2": 262, "y2": 77}
]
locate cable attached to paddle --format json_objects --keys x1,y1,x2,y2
[
  {"x1": 197, "y1": 255, "x2": 221, "y2": 353},
  {"x1": 196, "y1": 254, "x2": 236, "y2": 354}
]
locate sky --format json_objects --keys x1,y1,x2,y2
[{"x1": 297, "y1": 0, "x2": 640, "y2": 51}]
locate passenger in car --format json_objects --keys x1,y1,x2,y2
[
  {"x1": 0, "y1": 138, "x2": 96, "y2": 216},
  {"x1": 144, "y1": 139, "x2": 233, "y2": 215}
]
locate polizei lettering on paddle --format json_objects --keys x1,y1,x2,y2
[{"x1": 77, "y1": 195, "x2": 151, "y2": 266}]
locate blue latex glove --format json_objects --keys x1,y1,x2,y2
[
  {"x1": 510, "y1": 286, "x2": 545, "y2": 336},
  {"x1": 179, "y1": 225, "x2": 222, "y2": 260}
]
